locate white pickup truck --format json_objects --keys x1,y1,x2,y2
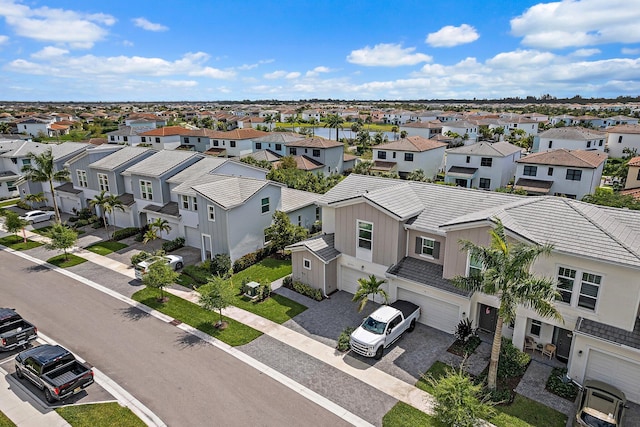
[{"x1": 349, "y1": 300, "x2": 420, "y2": 359}]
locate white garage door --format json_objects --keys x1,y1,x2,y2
[
  {"x1": 340, "y1": 267, "x2": 367, "y2": 295},
  {"x1": 184, "y1": 226, "x2": 200, "y2": 248},
  {"x1": 585, "y1": 350, "x2": 640, "y2": 403},
  {"x1": 397, "y1": 288, "x2": 460, "y2": 334},
  {"x1": 113, "y1": 209, "x2": 131, "y2": 228},
  {"x1": 59, "y1": 196, "x2": 79, "y2": 214}
]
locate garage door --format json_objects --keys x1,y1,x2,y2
[
  {"x1": 113, "y1": 209, "x2": 131, "y2": 228},
  {"x1": 340, "y1": 267, "x2": 367, "y2": 295},
  {"x1": 585, "y1": 350, "x2": 640, "y2": 403},
  {"x1": 59, "y1": 196, "x2": 79, "y2": 214},
  {"x1": 184, "y1": 226, "x2": 200, "y2": 248},
  {"x1": 397, "y1": 288, "x2": 460, "y2": 334}
]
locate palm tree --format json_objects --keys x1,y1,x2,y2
[
  {"x1": 407, "y1": 169, "x2": 428, "y2": 182},
  {"x1": 24, "y1": 191, "x2": 46, "y2": 209},
  {"x1": 352, "y1": 274, "x2": 389, "y2": 312},
  {"x1": 400, "y1": 130, "x2": 408, "y2": 139},
  {"x1": 143, "y1": 218, "x2": 172, "y2": 243},
  {"x1": 104, "y1": 193, "x2": 124, "y2": 239},
  {"x1": 285, "y1": 115, "x2": 297, "y2": 132},
  {"x1": 391, "y1": 125, "x2": 399, "y2": 140},
  {"x1": 452, "y1": 219, "x2": 562, "y2": 391},
  {"x1": 90, "y1": 191, "x2": 111, "y2": 239},
  {"x1": 264, "y1": 114, "x2": 274, "y2": 131},
  {"x1": 21, "y1": 148, "x2": 70, "y2": 222},
  {"x1": 324, "y1": 114, "x2": 345, "y2": 141},
  {"x1": 364, "y1": 115, "x2": 373, "y2": 132}
]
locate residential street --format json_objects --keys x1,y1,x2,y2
[{"x1": 0, "y1": 250, "x2": 351, "y2": 427}]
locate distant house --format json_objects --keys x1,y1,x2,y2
[
  {"x1": 514, "y1": 149, "x2": 607, "y2": 199},
  {"x1": 534, "y1": 127, "x2": 606, "y2": 152},
  {"x1": 606, "y1": 124, "x2": 640, "y2": 158},
  {"x1": 106, "y1": 125, "x2": 147, "y2": 146},
  {"x1": 372, "y1": 136, "x2": 447, "y2": 179},
  {"x1": 252, "y1": 132, "x2": 306, "y2": 157},
  {"x1": 621, "y1": 156, "x2": 640, "y2": 200},
  {"x1": 285, "y1": 136, "x2": 345, "y2": 174},
  {"x1": 441, "y1": 121, "x2": 479, "y2": 144},
  {"x1": 603, "y1": 115, "x2": 638, "y2": 128},
  {"x1": 445, "y1": 141, "x2": 522, "y2": 190},
  {"x1": 209, "y1": 128, "x2": 268, "y2": 157},
  {"x1": 138, "y1": 126, "x2": 193, "y2": 150},
  {"x1": 399, "y1": 121, "x2": 443, "y2": 139}
]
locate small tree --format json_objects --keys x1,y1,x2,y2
[
  {"x1": 352, "y1": 274, "x2": 388, "y2": 312},
  {"x1": 428, "y1": 365, "x2": 495, "y2": 427},
  {"x1": 209, "y1": 253, "x2": 232, "y2": 278},
  {"x1": 4, "y1": 211, "x2": 29, "y2": 243},
  {"x1": 143, "y1": 218, "x2": 172, "y2": 244},
  {"x1": 199, "y1": 275, "x2": 236, "y2": 328},
  {"x1": 45, "y1": 222, "x2": 78, "y2": 261},
  {"x1": 24, "y1": 192, "x2": 46, "y2": 209},
  {"x1": 142, "y1": 261, "x2": 178, "y2": 302},
  {"x1": 265, "y1": 211, "x2": 309, "y2": 254}
]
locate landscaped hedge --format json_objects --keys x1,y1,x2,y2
[
  {"x1": 162, "y1": 237, "x2": 185, "y2": 252},
  {"x1": 112, "y1": 227, "x2": 141, "y2": 241},
  {"x1": 183, "y1": 265, "x2": 211, "y2": 285},
  {"x1": 282, "y1": 276, "x2": 322, "y2": 301},
  {"x1": 498, "y1": 338, "x2": 531, "y2": 379},
  {"x1": 16, "y1": 200, "x2": 31, "y2": 210},
  {"x1": 232, "y1": 246, "x2": 275, "y2": 273},
  {"x1": 546, "y1": 367, "x2": 578, "y2": 400}
]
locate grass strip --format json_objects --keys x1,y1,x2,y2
[{"x1": 56, "y1": 402, "x2": 145, "y2": 427}]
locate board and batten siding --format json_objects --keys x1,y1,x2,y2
[
  {"x1": 291, "y1": 251, "x2": 325, "y2": 291},
  {"x1": 334, "y1": 202, "x2": 405, "y2": 267},
  {"x1": 442, "y1": 226, "x2": 492, "y2": 279},
  {"x1": 407, "y1": 229, "x2": 446, "y2": 266}
]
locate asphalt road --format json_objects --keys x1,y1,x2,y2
[{"x1": 0, "y1": 250, "x2": 352, "y2": 427}]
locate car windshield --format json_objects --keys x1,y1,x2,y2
[
  {"x1": 580, "y1": 411, "x2": 616, "y2": 427},
  {"x1": 362, "y1": 317, "x2": 386, "y2": 334}
]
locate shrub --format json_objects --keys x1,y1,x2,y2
[
  {"x1": 162, "y1": 237, "x2": 185, "y2": 252},
  {"x1": 282, "y1": 275, "x2": 293, "y2": 288},
  {"x1": 546, "y1": 367, "x2": 578, "y2": 400},
  {"x1": 16, "y1": 200, "x2": 31, "y2": 210},
  {"x1": 68, "y1": 216, "x2": 78, "y2": 222},
  {"x1": 75, "y1": 219, "x2": 89, "y2": 227},
  {"x1": 209, "y1": 253, "x2": 232, "y2": 277},
  {"x1": 130, "y1": 251, "x2": 151, "y2": 266},
  {"x1": 112, "y1": 227, "x2": 140, "y2": 241},
  {"x1": 88, "y1": 214, "x2": 100, "y2": 224},
  {"x1": 257, "y1": 281, "x2": 271, "y2": 301},
  {"x1": 77, "y1": 208, "x2": 93, "y2": 220},
  {"x1": 290, "y1": 280, "x2": 323, "y2": 301},
  {"x1": 183, "y1": 265, "x2": 211, "y2": 285},
  {"x1": 134, "y1": 232, "x2": 144, "y2": 242},
  {"x1": 497, "y1": 338, "x2": 531, "y2": 379},
  {"x1": 336, "y1": 327, "x2": 354, "y2": 352},
  {"x1": 454, "y1": 318, "x2": 477, "y2": 343},
  {"x1": 91, "y1": 220, "x2": 104, "y2": 229},
  {"x1": 232, "y1": 246, "x2": 275, "y2": 273}
]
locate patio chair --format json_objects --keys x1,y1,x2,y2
[
  {"x1": 542, "y1": 343, "x2": 556, "y2": 359},
  {"x1": 524, "y1": 336, "x2": 536, "y2": 352}
]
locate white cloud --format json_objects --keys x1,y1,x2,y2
[
  {"x1": 189, "y1": 67, "x2": 236, "y2": 79},
  {"x1": 31, "y1": 46, "x2": 69, "y2": 59},
  {"x1": 161, "y1": 80, "x2": 197, "y2": 87},
  {"x1": 511, "y1": 0, "x2": 640, "y2": 49},
  {"x1": 622, "y1": 47, "x2": 640, "y2": 55},
  {"x1": 347, "y1": 43, "x2": 432, "y2": 66},
  {"x1": 425, "y1": 24, "x2": 479, "y2": 47},
  {"x1": 571, "y1": 48, "x2": 600, "y2": 57},
  {"x1": 132, "y1": 17, "x2": 168, "y2": 32},
  {"x1": 306, "y1": 66, "x2": 332, "y2": 77},
  {"x1": 238, "y1": 59, "x2": 274, "y2": 70},
  {"x1": 123, "y1": 40, "x2": 134, "y2": 47},
  {"x1": 264, "y1": 70, "x2": 287, "y2": 79},
  {"x1": 0, "y1": 0, "x2": 115, "y2": 48},
  {"x1": 0, "y1": 35, "x2": 8, "y2": 45},
  {"x1": 285, "y1": 72, "x2": 301, "y2": 79}
]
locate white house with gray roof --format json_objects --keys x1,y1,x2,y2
[
  {"x1": 605, "y1": 124, "x2": 640, "y2": 158},
  {"x1": 441, "y1": 121, "x2": 479, "y2": 144},
  {"x1": 534, "y1": 127, "x2": 606, "y2": 153},
  {"x1": 372, "y1": 136, "x2": 447, "y2": 179},
  {"x1": 287, "y1": 173, "x2": 640, "y2": 403},
  {"x1": 444, "y1": 141, "x2": 522, "y2": 190}
]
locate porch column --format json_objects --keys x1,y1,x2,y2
[{"x1": 512, "y1": 308, "x2": 528, "y2": 351}]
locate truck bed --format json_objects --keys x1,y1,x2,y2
[
  {"x1": 43, "y1": 361, "x2": 90, "y2": 387},
  {"x1": 390, "y1": 300, "x2": 420, "y2": 319}
]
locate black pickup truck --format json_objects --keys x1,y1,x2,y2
[
  {"x1": 15, "y1": 344, "x2": 94, "y2": 403},
  {"x1": 0, "y1": 308, "x2": 38, "y2": 351}
]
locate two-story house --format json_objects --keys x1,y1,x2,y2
[
  {"x1": 287, "y1": 174, "x2": 640, "y2": 404},
  {"x1": 372, "y1": 136, "x2": 447, "y2": 179},
  {"x1": 285, "y1": 136, "x2": 345, "y2": 175},
  {"x1": 106, "y1": 126, "x2": 146, "y2": 146},
  {"x1": 534, "y1": 127, "x2": 606, "y2": 153},
  {"x1": 208, "y1": 128, "x2": 268, "y2": 157},
  {"x1": 138, "y1": 126, "x2": 193, "y2": 150},
  {"x1": 621, "y1": 156, "x2": 640, "y2": 200},
  {"x1": 606, "y1": 124, "x2": 640, "y2": 158},
  {"x1": 444, "y1": 142, "x2": 522, "y2": 190},
  {"x1": 0, "y1": 140, "x2": 28, "y2": 199},
  {"x1": 514, "y1": 149, "x2": 607, "y2": 199},
  {"x1": 399, "y1": 121, "x2": 443, "y2": 139},
  {"x1": 252, "y1": 132, "x2": 306, "y2": 157},
  {"x1": 441, "y1": 121, "x2": 479, "y2": 143}
]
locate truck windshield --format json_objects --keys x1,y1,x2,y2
[
  {"x1": 579, "y1": 412, "x2": 616, "y2": 427},
  {"x1": 362, "y1": 317, "x2": 386, "y2": 334}
]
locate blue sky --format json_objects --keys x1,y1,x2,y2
[{"x1": 0, "y1": 0, "x2": 639, "y2": 102}]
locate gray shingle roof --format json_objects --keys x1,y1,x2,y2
[
  {"x1": 387, "y1": 257, "x2": 470, "y2": 297},
  {"x1": 287, "y1": 233, "x2": 340, "y2": 263},
  {"x1": 446, "y1": 141, "x2": 522, "y2": 157},
  {"x1": 252, "y1": 132, "x2": 306, "y2": 144},
  {"x1": 193, "y1": 176, "x2": 271, "y2": 209},
  {"x1": 363, "y1": 183, "x2": 423, "y2": 220},
  {"x1": 166, "y1": 157, "x2": 228, "y2": 184},
  {"x1": 123, "y1": 150, "x2": 202, "y2": 177},
  {"x1": 55, "y1": 182, "x2": 82, "y2": 194},
  {"x1": 281, "y1": 187, "x2": 319, "y2": 212},
  {"x1": 171, "y1": 174, "x2": 228, "y2": 197},
  {"x1": 117, "y1": 193, "x2": 135, "y2": 206},
  {"x1": 576, "y1": 317, "x2": 640, "y2": 350},
  {"x1": 90, "y1": 146, "x2": 154, "y2": 171},
  {"x1": 539, "y1": 127, "x2": 606, "y2": 140},
  {"x1": 142, "y1": 202, "x2": 180, "y2": 217}
]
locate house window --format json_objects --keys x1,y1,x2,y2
[
  {"x1": 141, "y1": 137, "x2": 146, "y2": 142},
  {"x1": 578, "y1": 272, "x2": 601, "y2": 311},
  {"x1": 404, "y1": 153, "x2": 414, "y2": 162},
  {"x1": 548, "y1": 141, "x2": 553, "y2": 149},
  {"x1": 230, "y1": 141, "x2": 236, "y2": 148},
  {"x1": 466, "y1": 156, "x2": 470, "y2": 164},
  {"x1": 140, "y1": 180, "x2": 152, "y2": 200},
  {"x1": 97, "y1": 173, "x2": 110, "y2": 192},
  {"x1": 468, "y1": 254, "x2": 483, "y2": 278},
  {"x1": 155, "y1": 137, "x2": 160, "y2": 143},
  {"x1": 7, "y1": 181, "x2": 16, "y2": 191},
  {"x1": 110, "y1": 136, "x2": 115, "y2": 141},
  {"x1": 479, "y1": 178, "x2": 491, "y2": 189},
  {"x1": 297, "y1": 215, "x2": 302, "y2": 226},
  {"x1": 377, "y1": 151, "x2": 387, "y2": 160},
  {"x1": 480, "y1": 157, "x2": 493, "y2": 167},
  {"x1": 263, "y1": 228, "x2": 270, "y2": 245},
  {"x1": 557, "y1": 266, "x2": 576, "y2": 304},
  {"x1": 76, "y1": 170, "x2": 88, "y2": 187},
  {"x1": 599, "y1": 140, "x2": 603, "y2": 147},
  {"x1": 123, "y1": 136, "x2": 128, "y2": 142},
  {"x1": 256, "y1": 142, "x2": 262, "y2": 150},
  {"x1": 290, "y1": 148, "x2": 297, "y2": 155},
  {"x1": 548, "y1": 167, "x2": 554, "y2": 176},
  {"x1": 637, "y1": 169, "x2": 640, "y2": 181},
  {"x1": 261, "y1": 197, "x2": 270, "y2": 214},
  {"x1": 303, "y1": 258, "x2": 311, "y2": 270},
  {"x1": 315, "y1": 206, "x2": 320, "y2": 221},
  {"x1": 530, "y1": 319, "x2": 542, "y2": 337},
  {"x1": 566, "y1": 169, "x2": 582, "y2": 181},
  {"x1": 184, "y1": 137, "x2": 190, "y2": 144},
  {"x1": 418, "y1": 237, "x2": 435, "y2": 256},
  {"x1": 192, "y1": 197, "x2": 198, "y2": 211},
  {"x1": 357, "y1": 220, "x2": 373, "y2": 250},
  {"x1": 182, "y1": 195, "x2": 189, "y2": 209},
  {"x1": 22, "y1": 159, "x2": 31, "y2": 166},
  {"x1": 207, "y1": 205, "x2": 215, "y2": 221},
  {"x1": 618, "y1": 136, "x2": 623, "y2": 143},
  {"x1": 312, "y1": 149, "x2": 320, "y2": 157},
  {"x1": 275, "y1": 144, "x2": 282, "y2": 151},
  {"x1": 523, "y1": 165, "x2": 537, "y2": 176},
  {"x1": 213, "y1": 140, "x2": 219, "y2": 146}
]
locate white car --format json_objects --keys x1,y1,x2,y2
[
  {"x1": 18, "y1": 210, "x2": 55, "y2": 224},
  {"x1": 134, "y1": 255, "x2": 184, "y2": 280}
]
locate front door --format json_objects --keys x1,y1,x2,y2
[
  {"x1": 553, "y1": 326, "x2": 573, "y2": 362},
  {"x1": 455, "y1": 178, "x2": 468, "y2": 188},
  {"x1": 478, "y1": 304, "x2": 498, "y2": 333}
]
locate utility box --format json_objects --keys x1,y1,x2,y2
[{"x1": 243, "y1": 281, "x2": 260, "y2": 299}]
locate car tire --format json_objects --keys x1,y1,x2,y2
[
  {"x1": 44, "y1": 388, "x2": 55, "y2": 404},
  {"x1": 175, "y1": 262, "x2": 183, "y2": 270},
  {"x1": 408, "y1": 319, "x2": 416, "y2": 332},
  {"x1": 374, "y1": 346, "x2": 383, "y2": 360},
  {"x1": 15, "y1": 367, "x2": 23, "y2": 379}
]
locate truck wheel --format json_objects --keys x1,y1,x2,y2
[
  {"x1": 374, "y1": 346, "x2": 383, "y2": 360},
  {"x1": 15, "y1": 367, "x2": 23, "y2": 379},
  {"x1": 408, "y1": 319, "x2": 416, "y2": 332},
  {"x1": 44, "y1": 389, "x2": 55, "y2": 404}
]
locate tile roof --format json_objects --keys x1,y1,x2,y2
[
  {"x1": 447, "y1": 166, "x2": 477, "y2": 177},
  {"x1": 240, "y1": 149, "x2": 282, "y2": 163},
  {"x1": 116, "y1": 193, "x2": 135, "y2": 206},
  {"x1": 363, "y1": 182, "x2": 423, "y2": 220},
  {"x1": 166, "y1": 157, "x2": 228, "y2": 184},
  {"x1": 171, "y1": 173, "x2": 229, "y2": 197},
  {"x1": 280, "y1": 187, "x2": 320, "y2": 212},
  {"x1": 106, "y1": 126, "x2": 148, "y2": 136},
  {"x1": 89, "y1": 146, "x2": 154, "y2": 171},
  {"x1": 576, "y1": 317, "x2": 640, "y2": 349},
  {"x1": 401, "y1": 121, "x2": 443, "y2": 129},
  {"x1": 516, "y1": 149, "x2": 607, "y2": 168},
  {"x1": 375, "y1": 136, "x2": 447, "y2": 152},
  {"x1": 343, "y1": 153, "x2": 357, "y2": 161},
  {"x1": 123, "y1": 150, "x2": 202, "y2": 177},
  {"x1": 143, "y1": 202, "x2": 180, "y2": 217},
  {"x1": 286, "y1": 233, "x2": 340, "y2": 263},
  {"x1": 538, "y1": 127, "x2": 606, "y2": 140},
  {"x1": 627, "y1": 156, "x2": 640, "y2": 167},
  {"x1": 192, "y1": 176, "x2": 271, "y2": 209},
  {"x1": 446, "y1": 141, "x2": 522, "y2": 157},
  {"x1": 274, "y1": 155, "x2": 324, "y2": 171},
  {"x1": 205, "y1": 128, "x2": 268, "y2": 140},
  {"x1": 285, "y1": 136, "x2": 343, "y2": 148},
  {"x1": 606, "y1": 124, "x2": 640, "y2": 134},
  {"x1": 620, "y1": 187, "x2": 640, "y2": 200},
  {"x1": 514, "y1": 178, "x2": 553, "y2": 193},
  {"x1": 55, "y1": 182, "x2": 83, "y2": 194},
  {"x1": 139, "y1": 126, "x2": 193, "y2": 136},
  {"x1": 371, "y1": 161, "x2": 398, "y2": 171},
  {"x1": 252, "y1": 132, "x2": 306, "y2": 144},
  {"x1": 387, "y1": 257, "x2": 470, "y2": 297}
]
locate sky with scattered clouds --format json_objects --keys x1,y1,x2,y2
[{"x1": 0, "y1": 0, "x2": 639, "y2": 101}]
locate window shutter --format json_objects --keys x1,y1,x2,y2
[
  {"x1": 432, "y1": 242, "x2": 440, "y2": 259},
  {"x1": 415, "y1": 237, "x2": 422, "y2": 254}
]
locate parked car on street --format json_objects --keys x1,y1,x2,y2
[
  {"x1": 350, "y1": 300, "x2": 420, "y2": 359},
  {"x1": 18, "y1": 210, "x2": 55, "y2": 224},
  {"x1": 15, "y1": 344, "x2": 94, "y2": 403},
  {"x1": 134, "y1": 255, "x2": 184, "y2": 280},
  {"x1": 575, "y1": 379, "x2": 627, "y2": 427},
  {"x1": 0, "y1": 308, "x2": 38, "y2": 351}
]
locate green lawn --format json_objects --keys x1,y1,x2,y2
[
  {"x1": 56, "y1": 402, "x2": 145, "y2": 427},
  {"x1": 47, "y1": 253, "x2": 88, "y2": 268},
  {"x1": 382, "y1": 402, "x2": 441, "y2": 427},
  {"x1": 176, "y1": 272, "x2": 198, "y2": 288},
  {"x1": 0, "y1": 235, "x2": 43, "y2": 250},
  {"x1": 132, "y1": 287, "x2": 262, "y2": 346},
  {"x1": 0, "y1": 410, "x2": 16, "y2": 427},
  {"x1": 416, "y1": 360, "x2": 451, "y2": 394},
  {"x1": 233, "y1": 257, "x2": 292, "y2": 283},
  {"x1": 86, "y1": 241, "x2": 128, "y2": 255},
  {"x1": 0, "y1": 198, "x2": 19, "y2": 208},
  {"x1": 30, "y1": 226, "x2": 53, "y2": 236}
]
